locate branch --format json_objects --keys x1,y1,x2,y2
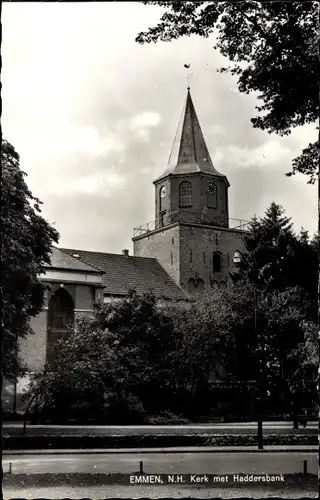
[{"x1": 232, "y1": 3, "x2": 275, "y2": 48}]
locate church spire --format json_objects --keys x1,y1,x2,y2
[
  {"x1": 170, "y1": 89, "x2": 221, "y2": 174},
  {"x1": 155, "y1": 89, "x2": 227, "y2": 182}
]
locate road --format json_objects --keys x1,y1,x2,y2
[
  {"x1": 3, "y1": 483, "x2": 318, "y2": 499},
  {"x1": 3, "y1": 449, "x2": 318, "y2": 499},
  {"x1": 3, "y1": 422, "x2": 317, "y2": 436},
  {"x1": 3, "y1": 450, "x2": 318, "y2": 475}
]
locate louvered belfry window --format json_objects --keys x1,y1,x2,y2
[
  {"x1": 179, "y1": 181, "x2": 192, "y2": 208},
  {"x1": 47, "y1": 288, "x2": 74, "y2": 363}
]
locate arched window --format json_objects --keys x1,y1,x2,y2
[
  {"x1": 47, "y1": 288, "x2": 74, "y2": 363},
  {"x1": 188, "y1": 278, "x2": 196, "y2": 291},
  {"x1": 188, "y1": 277, "x2": 205, "y2": 292},
  {"x1": 212, "y1": 252, "x2": 222, "y2": 272},
  {"x1": 207, "y1": 182, "x2": 217, "y2": 208},
  {"x1": 196, "y1": 278, "x2": 205, "y2": 291},
  {"x1": 179, "y1": 181, "x2": 192, "y2": 208}
]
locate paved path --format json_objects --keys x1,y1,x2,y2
[
  {"x1": 3, "y1": 450, "x2": 317, "y2": 475},
  {"x1": 4, "y1": 445, "x2": 318, "y2": 455},
  {"x1": 4, "y1": 422, "x2": 317, "y2": 436}
]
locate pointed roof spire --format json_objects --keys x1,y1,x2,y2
[{"x1": 155, "y1": 89, "x2": 227, "y2": 183}]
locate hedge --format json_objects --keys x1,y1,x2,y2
[{"x1": 3, "y1": 433, "x2": 317, "y2": 450}]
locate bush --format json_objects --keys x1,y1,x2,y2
[
  {"x1": 145, "y1": 411, "x2": 190, "y2": 425},
  {"x1": 4, "y1": 433, "x2": 316, "y2": 450},
  {"x1": 105, "y1": 395, "x2": 146, "y2": 424},
  {"x1": 3, "y1": 411, "x2": 25, "y2": 422},
  {"x1": 28, "y1": 393, "x2": 148, "y2": 425}
]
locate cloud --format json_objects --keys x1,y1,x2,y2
[
  {"x1": 129, "y1": 111, "x2": 161, "y2": 141},
  {"x1": 73, "y1": 172, "x2": 127, "y2": 195},
  {"x1": 225, "y1": 141, "x2": 292, "y2": 168},
  {"x1": 2, "y1": 2, "x2": 317, "y2": 254},
  {"x1": 32, "y1": 126, "x2": 124, "y2": 161}
]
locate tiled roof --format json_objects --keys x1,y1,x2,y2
[
  {"x1": 60, "y1": 248, "x2": 188, "y2": 301},
  {"x1": 46, "y1": 247, "x2": 103, "y2": 273}
]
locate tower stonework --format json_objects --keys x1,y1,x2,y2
[{"x1": 133, "y1": 89, "x2": 247, "y2": 294}]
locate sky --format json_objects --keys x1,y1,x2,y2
[{"x1": 2, "y1": 2, "x2": 317, "y2": 254}]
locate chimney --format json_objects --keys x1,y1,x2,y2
[{"x1": 122, "y1": 249, "x2": 129, "y2": 256}]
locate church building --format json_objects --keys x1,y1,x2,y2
[
  {"x1": 133, "y1": 88, "x2": 248, "y2": 292},
  {"x1": 4, "y1": 89, "x2": 249, "y2": 411}
]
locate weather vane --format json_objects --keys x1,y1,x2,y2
[{"x1": 184, "y1": 63, "x2": 192, "y2": 90}]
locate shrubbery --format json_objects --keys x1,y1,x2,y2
[
  {"x1": 145, "y1": 411, "x2": 190, "y2": 425},
  {"x1": 4, "y1": 433, "x2": 317, "y2": 451},
  {"x1": 24, "y1": 204, "x2": 318, "y2": 425},
  {"x1": 24, "y1": 283, "x2": 317, "y2": 425}
]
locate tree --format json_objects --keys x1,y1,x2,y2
[
  {"x1": 26, "y1": 291, "x2": 184, "y2": 423},
  {"x1": 289, "y1": 321, "x2": 319, "y2": 392},
  {"x1": 165, "y1": 293, "x2": 233, "y2": 415},
  {"x1": 26, "y1": 284, "x2": 315, "y2": 423},
  {"x1": 195, "y1": 283, "x2": 316, "y2": 418},
  {"x1": 136, "y1": 2, "x2": 319, "y2": 184},
  {"x1": 1, "y1": 140, "x2": 59, "y2": 381},
  {"x1": 27, "y1": 289, "x2": 234, "y2": 422},
  {"x1": 231, "y1": 202, "x2": 317, "y2": 321}
]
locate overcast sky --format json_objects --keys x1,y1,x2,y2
[{"x1": 2, "y1": 2, "x2": 317, "y2": 254}]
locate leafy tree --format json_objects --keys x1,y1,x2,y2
[
  {"x1": 136, "y1": 2, "x2": 319, "y2": 184},
  {"x1": 231, "y1": 202, "x2": 317, "y2": 321},
  {"x1": 26, "y1": 291, "x2": 182, "y2": 422},
  {"x1": 27, "y1": 289, "x2": 232, "y2": 421},
  {"x1": 195, "y1": 284, "x2": 316, "y2": 418},
  {"x1": 1, "y1": 140, "x2": 59, "y2": 381},
  {"x1": 26, "y1": 285, "x2": 316, "y2": 423},
  {"x1": 289, "y1": 321, "x2": 319, "y2": 390},
  {"x1": 165, "y1": 293, "x2": 232, "y2": 415}
]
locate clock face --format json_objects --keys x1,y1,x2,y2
[
  {"x1": 207, "y1": 182, "x2": 217, "y2": 195},
  {"x1": 160, "y1": 186, "x2": 167, "y2": 198}
]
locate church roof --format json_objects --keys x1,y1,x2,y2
[
  {"x1": 154, "y1": 89, "x2": 228, "y2": 183},
  {"x1": 60, "y1": 248, "x2": 188, "y2": 301},
  {"x1": 46, "y1": 247, "x2": 103, "y2": 273}
]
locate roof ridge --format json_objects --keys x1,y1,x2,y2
[{"x1": 60, "y1": 248, "x2": 159, "y2": 262}]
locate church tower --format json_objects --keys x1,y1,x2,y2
[
  {"x1": 154, "y1": 88, "x2": 229, "y2": 229},
  {"x1": 133, "y1": 89, "x2": 247, "y2": 294}
]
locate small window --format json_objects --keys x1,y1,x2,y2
[
  {"x1": 189, "y1": 249, "x2": 193, "y2": 263},
  {"x1": 213, "y1": 252, "x2": 222, "y2": 272},
  {"x1": 196, "y1": 278, "x2": 205, "y2": 291},
  {"x1": 159, "y1": 211, "x2": 166, "y2": 227},
  {"x1": 188, "y1": 278, "x2": 196, "y2": 291},
  {"x1": 179, "y1": 181, "x2": 192, "y2": 208}
]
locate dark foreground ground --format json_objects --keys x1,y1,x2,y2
[
  {"x1": 3, "y1": 448, "x2": 318, "y2": 498},
  {"x1": 3, "y1": 472, "x2": 318, "y2": 499}
]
